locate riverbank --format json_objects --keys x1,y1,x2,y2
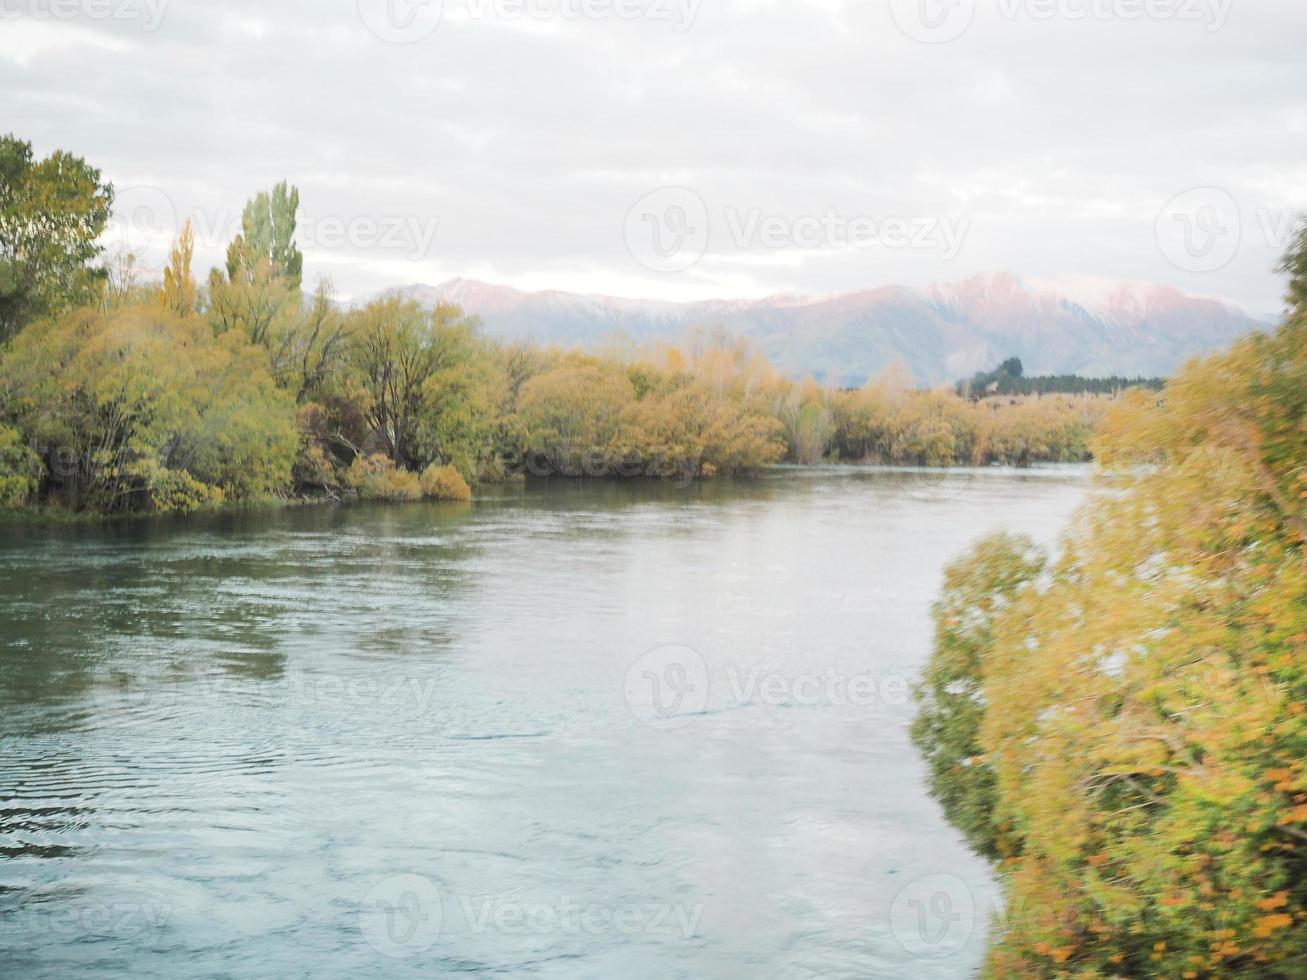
[{"x1": 0, "y1": 460, "x2": 1098, "y2": 526}]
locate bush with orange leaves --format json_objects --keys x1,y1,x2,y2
[{"x1": 914, "y1": 241, "x2": 1307, "y2": 976}]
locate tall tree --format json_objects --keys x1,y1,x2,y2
[
  {"x1": 159, "y1": 219, "x2": 196, "y2": 316},
  {"x1": 0, "y1": 134, "x2": 113, "y2": 339},
  {"x1": 226, "y1": 181, "x2": 302, "y2": 289}
]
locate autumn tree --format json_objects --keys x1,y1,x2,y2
[
  {"x1": 915, "y1": 234, "x2": 1307, "y2": 976},
  {"x1": 515, "y1": 359, "x2": 634, "y2": 474},
  {"x1": 911, "y1": 533, "x2": 1046, "y2": 862},
  {"x1": 206, "y1": 183, "x2": 306, "y2": 347},
  {"x1": 776, "y1": 378, "x2": 835, "y2": 464},
  {"x1": 159, "y1": 219, "x2": 197, "y2": 316},
  {"x1": 0, "y1": 304, "x2": 297, "y2": 511}
]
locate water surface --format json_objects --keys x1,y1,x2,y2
[{"x1": 0, "y1": 467, "x2": 1089, "y2": 978}]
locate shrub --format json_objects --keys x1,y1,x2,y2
[
  {"x1": 345, "y1": 453, "x2": 420, "y2": 501},
  {"x1": 916, "y1": 310, "x2": 1307, "y2": 977},
  {"x1": 0, "y1": 425, "x2": 40, "y2": 507},
  {"x1": 0, "y1": 305, "x2": 297, "y2": 512},
  {"x1": 420, "y1": 463, "x2": 472, "y2": 501}
]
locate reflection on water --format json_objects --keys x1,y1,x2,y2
[{"x1": 0, "y1": 467, "x2": 1089, "y2": 978}]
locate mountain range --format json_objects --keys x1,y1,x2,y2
[{"x1": 380, "y1": 272, "x2": 1270, "y2": 387}]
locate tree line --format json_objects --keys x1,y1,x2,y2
[
  {"x1": 958, "y1": 356, "x2": 1165, "y2": 397},
  {"x1": 911, "y1": 226, "x2": 1307, "y2": 975},
  {"x1": 1, "y1": 134, "x2": 1127, "y2": 516}
]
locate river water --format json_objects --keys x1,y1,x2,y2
[{"x1": 0, "y1": 466, "x2": 1089, "y2": 978}]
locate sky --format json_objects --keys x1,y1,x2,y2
[{"x1": 2, "y1": 0, "x2": 1304, "y2": 315}]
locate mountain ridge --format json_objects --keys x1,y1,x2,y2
[{"x1": 376, "y1": 272, "x2": 1270, "y2": 387}]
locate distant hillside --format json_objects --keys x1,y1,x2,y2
[{"x1": 378, "y1": 272, "x2": 1269, "y2": 387}]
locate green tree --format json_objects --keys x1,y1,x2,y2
[
  {"x1": 206, "y1": 254, "x2": 293, "y2": 345},
  {"x1": 205, "y1": 183, "x2": 305, "y2": 348},
  {"x1": 227, "y1": 181, "x2": 302, "y2": 289},
  {"x1": 911, "y1": 533, "x2": 1046, "y2": 862},
  {"x1": 1278, "y1": 215, "x2": 1307, "y2": 315},
  {"x1": 266, "y1": 279, "x2": 349, "y2": 402},
  {"x1": 348, "y1": 297, "x2": 484, "y2": 468},
  {"x1": 0, "y1": 135, "x2": 113, "y2": 339},
  {"x1": 0, "y1": 424, "x2": 40, "y2": 507}
]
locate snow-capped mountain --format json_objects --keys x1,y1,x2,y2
[{"x1": 382, "y1": 272, "x2": 1270, "y2": 386}]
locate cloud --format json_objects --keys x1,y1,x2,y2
[{"x1": 1, "y1": 0, "x2": 1302, "y2": 313}]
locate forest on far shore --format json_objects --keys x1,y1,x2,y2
[
  {"x1": 956, "y1": 357, "x2": 1166, "y2": 398},
  {"x1": 3, "y1": 135, "x2": 1136, "y2": 516}
]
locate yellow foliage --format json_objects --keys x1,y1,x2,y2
[
  {"x1": 419, "y1": 463, "x2": 472, "y2": 501},
  {"x1": 345, "y1": 453, "x2": 421, "y2": 501},
  {"x1": 920, "y1": 308, "x2": 1307, "y2": 977}
]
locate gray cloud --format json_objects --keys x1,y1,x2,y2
[{"x1": 2, "y1": 0, "x2": 1302, "y2": 314}]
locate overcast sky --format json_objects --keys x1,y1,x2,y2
[{"x1": 3, "y1": 0, "x2": 1303, "y2": 314}]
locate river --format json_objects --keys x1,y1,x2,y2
[{"x1": 0, "y1": 466, "x2": 1089, "y2": 978}]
